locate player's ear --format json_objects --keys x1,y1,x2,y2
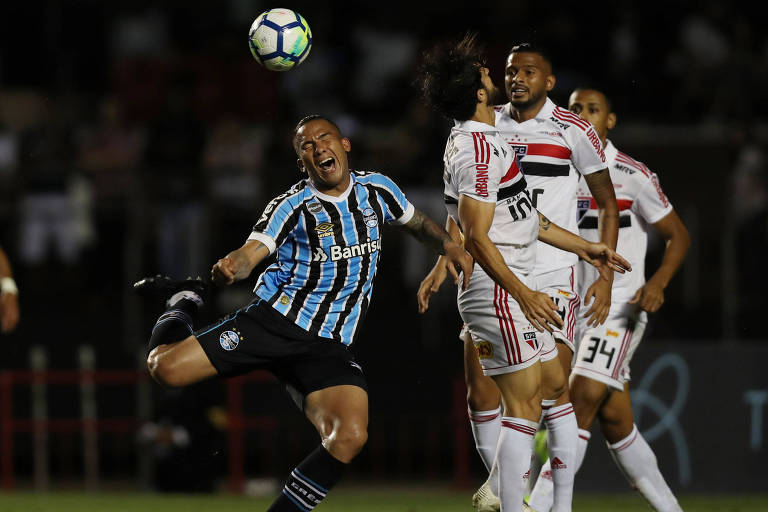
[
  {"x1": 342, "y1": 137, "x2": 351, "y2": 152},
  {"x1": 607, "y1": 112, "x2": 617, "y2": 131},
  {"x1": 297, "y1": 158, "x2": 306, "y2": 173},
  {"x1": 476, "y1": 87, "x2": 486, "y2": 104},
  {"x1": 545, "y1": 74, "x2": 556, "y2": 92}
]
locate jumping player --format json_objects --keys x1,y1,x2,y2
[
  {"x1": 526, "y1": 87, "x2": 689, "y2": 512},
  {"x1": 445, "y1": 43, "x2": 620, "y2": 512},
  {"x1": 134, "y1": 115, "x2": 473, "y2": 512},
  {"x1": 416, "y1": 34, "x2": 630, "y2": 512}
]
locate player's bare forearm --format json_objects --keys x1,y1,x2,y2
[
  {"x1": 403, "y1": 209, "x2": 455, "y2": 255},
  {"x1": 212, "y1": 240, "x2": 270, "y2": 285},
  {"x1": 536, "y1": 210, "x2": 590, "y2": 255},
  {"x1": 585, "y1": 169, "x2": 620, "y2": 250},
  {"x1": 647, "y1": 210, "x2": 690, "y2": 289}
]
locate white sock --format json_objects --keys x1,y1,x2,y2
[
  {"x1": 608, "y1": 424, "x2": 683, "y2": 512},
  {"x1": 497, "y1": 417, "x2": 537, "y2": 511},
  {"x1": 167, "y1": 290, "x2": 203, "y2": 308},
  {"x1": 543, "y1": 403, "x2": 577, "y2": 512},
  {"x1": 527, "y1": 428, "x2": 589, "y2": 512},
  {"x1": 468, "y1": 405, "x2": 502, "y2": 472}
]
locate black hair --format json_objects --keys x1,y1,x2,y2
[
  {"x1": 292, "y1": 115, "x2": 342, "y2": 151},
  {"x1": 508, "y1": 42, "x2": 554, "y2": 72},
  {"x1": 571, "y1": 85, "x2": 613, "y2": 111},
  {"x1": 416, "y1": 33, "x2": 486, "y2": 122}
]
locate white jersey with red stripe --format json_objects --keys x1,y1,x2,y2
[
  {"x1": 495, "y1": 98, "x2": 607, "y2": 275},
  {"x1": 576, "y1": 140, "x2": 673, "y2": 304},
  {"x1": 443, "y1": 119, "x2": 539, "y2": 276}
]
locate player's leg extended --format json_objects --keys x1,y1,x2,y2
[
  {"x1": 600, "y1": 385, "x2": 683, "y2": 512},
  {"x1": 147, "y1": 336, "x2": 218, "y2": 387},
  {"x1": 268, "y1": 385, "x2": 368, "y2": 511},
  {"x1": 492, "y1": 363, "x2": 541, "y2": 512}
]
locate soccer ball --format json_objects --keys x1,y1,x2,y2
[{"x1": 248, "y1": 8, "x2": 312, "y2": 72}]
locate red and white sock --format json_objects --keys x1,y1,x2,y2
[
  {"x1": 527, "y1": 428, "x2": 590, "y2": 512},
  {"x1": 468, "y1": 405, "x2": 502, "y2": 472},
  {"x1": 544, "y1": 403, "x2": 577, "y2": 512},
  {"x1": 497, "y1": 417, "x2": 537, "y2": 511},
  {"x1": 608, "y1": 424, "x2": 682, "y2": 512}
]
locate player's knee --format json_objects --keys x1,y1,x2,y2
[
  {"x1": 147, "y1": 348, "x2": 184, "y2": 387},
  {"x1": 327, "y1": 422, "x2": 368, "y2": 461},
  {"x1": 466, "y1": 377, "x2": 501, "y2": 411}
]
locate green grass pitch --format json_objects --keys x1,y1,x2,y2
[{"x1": 1, "y1": 486, "x2": 766, "y2": 511}]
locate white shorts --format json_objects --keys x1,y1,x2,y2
[
  {"x1": 572, "y1": 304, "x2": 647, "y2": 391},
  {"x1": 458, "y1": 270, "x2": 542, "y2": 376},
  {"x1": 531, "y1": 266, "x2": 580, "y2": 362}
]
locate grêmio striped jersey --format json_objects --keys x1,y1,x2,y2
[{"x1": 247, "y1": 171, "x2": 415, "y2": 346}]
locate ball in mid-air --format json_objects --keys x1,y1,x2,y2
[{"x1": 248, "y1": 8, "x2": 312, "y2": 72}]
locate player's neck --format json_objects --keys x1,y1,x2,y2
[
  {"x1": 472, "y1": 104, "x2": 495, "y2": 127},
  {"x1": 510, "y1": 97, "x2": 546, "y2": 123}
]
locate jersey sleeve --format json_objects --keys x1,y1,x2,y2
[
  {"x1": 366, "y1": 173, "x2": 415, "y2": 225},
  {"x1": 452, "y1": 139, "x2": 500, "y2": 203},
  {"x1": 633, "y1": 172, "x2": 673, "y2": 225},
  {"x1": 247, "y1": 192, "x2": 300, "y2": 254},
  {"x1": 568, "y1": 122, "x2": 608, "y2": 176}
]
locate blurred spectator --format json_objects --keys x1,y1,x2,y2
[
  {"x1": 18, "y1": 110, "x2": 94, "y2": 266},
  {"x1": 77, "y1": 95, "x2": 144, "y2": 209},
  {"x1": 141, "y1": 75, "x2": 207, "y2": 278}
]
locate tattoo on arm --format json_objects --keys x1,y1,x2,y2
[
  {"x1": 539, "y1": 213, "x2": 552, "y2": 231},
  {"x1": 405, "y1": 209, "x2": 452, "y2": 255}
]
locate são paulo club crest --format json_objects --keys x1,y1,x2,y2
[{"x1": 219, "y1": 330, "x2": 240, "y2": 351}]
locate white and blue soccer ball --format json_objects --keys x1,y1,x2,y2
[{"x1": 248, "y1": 8, "x2": 312, "y2": 72}]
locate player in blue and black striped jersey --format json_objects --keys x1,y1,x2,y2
[{"x1": 134, "y1": 115, "x2": 472, "y2": 511}]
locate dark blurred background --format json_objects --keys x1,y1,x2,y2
[{"x1": 0, "y1": 0, "x2": 766, "y2": 496}]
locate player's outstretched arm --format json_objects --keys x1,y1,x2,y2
[
  {"x1": 403, "y1": 209, "x2": 473, "y2": 292},
  {"x1": 211, "y1": 240, "x2": 271, "y2": 286},
  {"x1": 0, "y1": 246, "x2": 19, "y2": 333},
  {"x1": 630, "y1": 209, "x2": 690, "y2": 313},
  {"x1": 417, "y1": 217, "x2": 467, "y2": 313},
  {"x1": 458, "y1": 196, "x2": 562, "y2": 333}
]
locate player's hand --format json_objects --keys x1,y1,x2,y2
[
  {"x1": 443, "y1": 242, "x2": 473, "y2": 291},
  {"x1": 582, "y1": 278, "x2": 611, "y2": 327},
  {"x1": 0, "y1": 292, "x2": 19, "y2": 333},
  {"x1": 629, "y1": 280, "x2": 665, "y2": 313},
  {"x1": 417, "y1": 257, "x2": 448, "y2": 314},
  {"x1": 514, "y1": 287, "x2": 563, "y2": 333},
  {"x1": 580, "y1": 243, "x2": 632, "y2": 276},
  {"x1": 211, "y1": 257, "x2": 238, "y2": 286}
]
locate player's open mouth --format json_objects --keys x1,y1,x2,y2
[
  {"x1": 510, "y1": 86, "x2": 527, "y2": 95},
  {"x1": 318, "y1": 157, "x2": 336, "y2": 172}
]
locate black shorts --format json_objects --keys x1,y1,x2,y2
[{"x1": 195, "y1": 298, "x2": 367, "y2": 408}]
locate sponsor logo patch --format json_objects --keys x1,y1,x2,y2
[
  {"x1": 551, "y1": 457, "x2": 567, "y2": 470},
  {"x1": 606, "y1": 329, "x2": 620, "y2": 338},
  {"x1": 307, "y1": 201, "x2": 323, "y2": 214},
  {"x1": 557, "y1": 289, "x2": 572, "y2": 298},
  {"x1": 219, "y1": 330, "x2": 241, "y2": 351},
  {"x1": 315, "y1": 222, "x2": 334, "y2": 238},
  {"x1": 475, "y1": 341, "x2": 494, "y2": 359},
  {"x1": 280, "y1": 295, "x2": 291, "y2": 305}
]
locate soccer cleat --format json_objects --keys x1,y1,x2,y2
[
  {"x1": 472, "y1": 479, "x2": 500, "y2": 512},
  {"x1": 133, "y1": 275, "x2": 210, "y2": 306}
]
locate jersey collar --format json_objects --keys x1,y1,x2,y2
[
  {"x1": 453, "y1": 118, "x2": 498, "y2": 134},
  {"x1": 306, "y1": 172, "x2": 355, "y2": 202},
  {"x1": 604, "y1": 139, "x2": 618, "y2": 164},
  {"x1": 502, "y1": 96, "x2": 556, "y2": 123}
]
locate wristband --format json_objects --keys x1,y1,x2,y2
[{"x1": 0, "y1": 277, "x2": 18, "y2": 295}]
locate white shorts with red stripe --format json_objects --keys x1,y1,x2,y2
[
  {"x1": 531, "y1": 266, "x2": 580, "y2": 362},
  {"x1": 572, "y1": 304, "x2": 647, "y2": 390},
  {"x1": 458, "y1": 270, "x2": 542, "y2": 376}
]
